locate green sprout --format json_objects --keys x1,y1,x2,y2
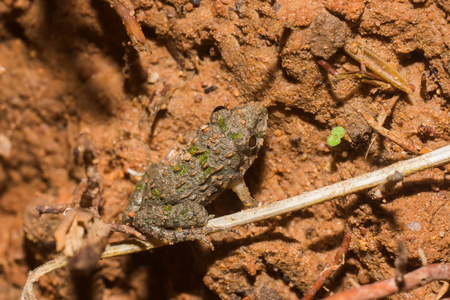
[{"x1": 327, "y1": 126, "x2": 346, "y2": 147}]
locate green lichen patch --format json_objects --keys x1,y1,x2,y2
[
  {"x1": 173, "y1": 164, "x2": 188, "y2": 176},
  {"x1": 151, "y1": 188, "x2": 161, "y2": 199},
  {"x1": 187, "y1": 145, "x2": 199, "y2": 155},
  {"x1": 202, "y1": 166, "x2": 214, "y2": 177},
  {"x1": 135, "y1": 183, "x2": 145, "y2": 192},
  {"x1": 230, "y1": 133, "x2": 243, "y2": 141},
  {"x1": 188, "y1": 146, "x2": 210, "y2": 166},
  {"x1": 180, "y1": 208, "x2": 189, "y2": 217},
  {"x1": 163, "y1": 205, "x2": 172, "y2": 214},
  {"x1": 219, "y1": 118, "x2": 227, "y2": 132},
  {"x1": 176, "y1": 183, "x2": 187, "y2": 192},
  {"x1": 197, "y1": 150, "x2": 210, "y2": 166}
]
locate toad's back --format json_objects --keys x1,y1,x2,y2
[{"x1": 143, "y1": 102, "x2": 268, "y2": 207}]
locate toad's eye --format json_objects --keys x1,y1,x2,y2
[
  {"x1": 213, "y1": 106, "x2": 227, "y2": 113},
  {"x1": 248, "y1": 135, "x2": 257, "y2": 149}
]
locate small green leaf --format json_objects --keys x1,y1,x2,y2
[
  {"x1": 327, "y1": 134, "x2": 341, "y2": 147},
  {"x1": 331, "y1": 126, "x2": 345, "y2": 138}
]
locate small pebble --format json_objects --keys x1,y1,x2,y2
[
  {"x1": 148, "y1": 72, "x2": 159, "y2": 83},
  {"x1": 204, "y1": 86, "x2": 218, "y2": 94},
  {"x1": 272, "y1": 2, "x2": 281, "y2": 12},
  {"x1": 177, "y1": 135, "x2": 186, "y2": 144},
  {"x1": 406, "y1": 222, "x2": 421, "y2": 231},
  {"x1": 191, "y1": 0, "x2": 200, "y2": 6},
  {"x1": 0, "y1": 134, "x2": 11, "y2": 159},
  {"x1": 194, "y1": 95, "x2": 203, "y2": 103},
  {"x1": 209, "y1": 47, "x2": 218, "y2": 57},
  {"x1": 185, "y1": 2, "x2": 194, "y2": 11}
]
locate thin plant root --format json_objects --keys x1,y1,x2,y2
[
  {"x1": 436, "y1": 281, "x2": 449, "y2": 300},
  {"x1": 303, "y1": 231, "x2": 351, "y2": 300}
]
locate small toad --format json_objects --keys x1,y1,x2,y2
[{"x1": 122, "y1": 102, "x2": 268, "y2": 243}]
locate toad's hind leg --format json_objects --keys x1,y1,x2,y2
[
  {"x1": 135, "y1": 201, "x2": 210, "y2": 228},
  {"x1": 132, "y1": 201, "x2": 213, "y2": 244},
  {"x1": 134, "y1": 223, "x2": 216, "y2": 245}
]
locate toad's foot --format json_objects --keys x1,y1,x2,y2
[
  {"x1": 109, "y1": 223, "x2": 147, "y2": 241},
  {"x1": 134, "y1": 222, "x2": 240, "y2": 249}
]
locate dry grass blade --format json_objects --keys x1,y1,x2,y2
[
  {"x1": 21, "y1": 256, "x2": 69, "y2": 300},
  {"x1": 206, "y1": 144, "x2": 449, "y2": 230},
  {"x1": 360, "y1": 110, "x2": 425, "y2": 155},
  {"x1": 344, "y1": 41, "x2": 412, "y2": 94}
]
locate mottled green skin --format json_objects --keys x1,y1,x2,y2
[{"x1": 122, "y1": 102, "x2": 268, "y2": 242}]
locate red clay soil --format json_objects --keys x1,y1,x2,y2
[{"x1": 1, "y1": 0, "x2": 450, "y2": 299}]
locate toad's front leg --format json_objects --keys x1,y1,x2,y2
[
  {"x1": 230, "y1": 178, "x2": 259, "y2": 208},
  {"x1": 122, "y1": 172, "x2": 149, "y2": 225}
]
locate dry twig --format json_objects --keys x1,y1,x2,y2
[
  {"x1": 36, "y1": 204, "x2": 69, "y2": 215},
  {"x1": 322, "y1": 264, "x2": 450, "y2": 300},
  {"x1": 360, "y1": 110, "x2": 426, "y2": 155},
  {"x1": 365, "y1": 95, "x2": 400, "y2": 159},
  {"x1": 106, "y1": 0, "x2": 150, "y2": 53}
]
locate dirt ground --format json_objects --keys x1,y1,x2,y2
[{"x1": 1, "y1": 0, "x2": 450, "y2": 299}]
